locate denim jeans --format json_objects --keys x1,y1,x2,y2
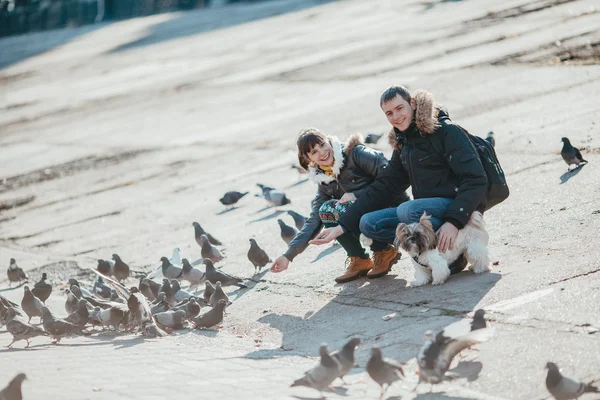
[{"x1": 359, "y1": 198, "x2": 454, "y2": 244}]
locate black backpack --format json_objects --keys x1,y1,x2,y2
[{"x1": 430, "y1": 126, "x2": 509, "y2": 210}]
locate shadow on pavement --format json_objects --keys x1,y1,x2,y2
[
  {"x1": 414, "y1": 392, "x2": 474, "y2": 399},
  {"x1": 310, "y1": 242, "x2": 342, "y2": 263},
  {"x1": 559, "y1": 163, "x2": 586, "y2": 184},
  {"x1": 248, "y1": 209, "x2": 286, "y2": 223}
]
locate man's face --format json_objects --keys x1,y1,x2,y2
[{"x1": 382, "y1": 95, "x2": 416, "y2": 132}]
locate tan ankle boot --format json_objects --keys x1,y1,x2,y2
[
  {"x1": 368, "y1": 245, "x2": 400, "y2": 279},
  {"x1": 335, "y1": 256, "x2": 374, "y2": 283}
]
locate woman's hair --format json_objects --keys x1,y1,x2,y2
[
  {"x1": 297, "y1": 127, "x2": 328, "y2": 170},
  {"x1": 380, "y1": 85, "x2": 411, "y2": 106}
]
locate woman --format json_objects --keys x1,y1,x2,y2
[{"x1": 270, "y1": 128, "x2": 409, "y2": 283}]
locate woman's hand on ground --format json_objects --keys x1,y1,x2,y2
[
  {"x1": 270, "y1": 255, "x2": 290, "y2": 273},
  {"x1": 437, "y1": 222, "x2": 458, "y2": 253},
  {"x1": 309, "y1": 225, "x2": 344, "y2": 245},
  {"x1": 336, "y1": 192, "x2": 356, "y2": 205}
]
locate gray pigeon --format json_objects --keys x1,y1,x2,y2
[
  {"x1": 170, "y1": 279, "x2": 193, "y2": 303},
  {"x1": 64, "y1": 288, "x2": 79, "y2": 315},
  {"x1": 209, "y1": 282, "x2": 230, "y2": 308},
  {"x1": 247, "y1": 239, "x2": 270, "y2": 274},
  {"x1": 417, "y1": 328, "x2": 494, "y2": 386},
  {"x1": 21, "y1": 286, "x2": 43, "y2": 323},
  {"x1": 96, "y1": 259, "x2": 114, "y2": 277},
  {"x1": 65, "y1": 299, "x2": 90, "y2": 328},
  {"x1": 203, "y1": 281, "x2": 215, "y2": 304},
  {"x1": 365, "y1": 133, "x2": 384, "y2": 144},
  {"x1": 68, "y1": 278, "x2": 93, "y2": 298},
  {"x1": 7, "y1": 258, "x2": 27, "y2": 287},
  {"x1": 193, "y1": 299, "x2": 226, "y2": 329},
  {"x1": 89, "y1": 304, "x2": 128, "y2": 331},
  {"x1": 0, "y1": 373, "x2": 27, "y2": 400},
  {"x1": 31, "y1": 272, "x2": 52, "y2": 303},
  {"x1": 331, "y1": 337, "x2": 360, "y2": 382},
  {"x1": 561, "y1": 137, "x2": 587, "y2": 170},
  {"x1": 41, "y1": 306, "x2": 89, "y2": 343},
  {"x1": 193, "y1": 222, "x2": 222, "y2": 246},
  {"x1": 203, "y1": 259, "x2": 247, "y2": 288},
  {"x1": 112, "y1": 254, "x2": 130, "y2": 282},
  {"x1": 150, "y1": 293, "x2": 170, "y2": 315},
  {"x1": 220, "y1": 191, "x2": 248, "y2": 206},
  {"x1": 139, "y1": 277, "x2": 161, "y2": 301},
  {"x1": 287, "y1": 210, "x2": 307, "y2": 230},
  {"x1": 471, "y1": 309, "x2": 487, "y2": 331},
  {"x1": 485, "y1": 131, "x2": 495, "y2": 148},
  {"x1": 154, "y1": 310, "x2": 186, "y2": 330},
  {"x1": 184, "y1": 298, "x2": 201, "y2": 318},
  {"x1": 199, "y1": 234, "x2": 224, "y2": 263},
  {"x1": 127, "y1": 292, "x2": 153, "y2": 331},
  {"x1": 278, "y1": 219, "x2": 298, "y2": 245},
  {"x1": 160, "y1": 257, "x2": 183, "y2": 279},
  {"x1": 5, "y1": 307, "x2": 48, "y2": 348},
  {"x1": 110, "y1": 289, "x2": 126, "y2": 304},
  {"x1": 366, "y1": 347, "x2": 405, "y2": 399},
  {"x1": 264, "y1": 189, "x2": 291, "y2": 207},
  {"x1": 545, "y1": 362, "x2": 598, "y2": 400},
  {"x1": 158, "y1": 279, "x2": 177, "y2": 307},
  {"x1": 93, "y1": 276, "x2": 112, "y2": 299},
  {"x1": 257, "y1": 183, "x2": 276, "y2": 195},
  {"x1": 181, "y1": 259, "x2": 206, "y2": 288},
  {"x1": 291, "y1": 345, "x2": 341, "y2": 393}
]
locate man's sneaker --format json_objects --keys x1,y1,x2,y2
[
  {"x1": 449, "y1": 254, "x2": 468, "y2": 275},
  {"x1": 335, "y1": 256, "x2": 374, "y2": 284},
  {"x1": 367, "y1": 245, "x2": 401, "y2": 279}
]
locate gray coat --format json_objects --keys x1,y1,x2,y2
[{"x1": 283, "y1": 134, "x2": 409, "y2": 261}]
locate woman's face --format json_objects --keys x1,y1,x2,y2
[{"x1": 306, "y1": 140, "x2": 334, "y2": 167}]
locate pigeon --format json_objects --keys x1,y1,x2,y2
[
  {"x1": 64, "y1": 299, "x2": 90, "y2": 328},
  {"x1": 67, "y1": 279, "x2": 93, "y2": 298},
  {"x1": 170, "y1": 247, "x2": 182, "y2": 266},
  {"x1": 203, "y1": 281, "x2": 215, "y2": 304},
  {"x1": 7, "y1": 258, "x2": 27, "y2": 287},
  {"x1": 96, "y1": 259, "x2": 114, "y2": 277},
  {"x1": 127, "y1": 292, "x2": 153, "y2": 331},
  {"x1": 278, "y1": 219, "x2": 298, "y2": 245},
  {"x1": 257, "y1": 183, "x2": 276, "y2": 194},
  {"x1": 64, "y1": 288, "x2": 79, "y2": 315},
  {"x1": 471, "y1": 309, "x2": 487, "y2": 331},
  {"x1": 150, "y1": 293, "x2": 170, "y2": 315},
  {"x1": 366, "y1": 347, "x2": 405, "y2": 399},
  {"x1": 5, "y1": 307, "x2": 48, "y2": 348},
  {"x1": 158, "y1": 279, "x2": 177, "y2": 307},
  {"x1": 21, "y1": 286, "x2": 43, "y2": 323},
  {"x1": 192, "y1": 299, "x2": 226, "y2": 329},
  {"x1": 220, "y1": 191, "x2": 249, "y2": 206},
  {"x1": 545, "y1": 362, "x2": 598, "y2": 400},
  {"x1": 291, "y1": 345, "x2": 341, "y2": 393},
  {"x1": 139, "y1": 277, "x2": 161, "y2": 302},
  {"x1": 71, "y1": 285, "x2": 112, "y2": 310},
  {"x1": 160, "y1": 257, "x2": 183, "y2": 279},
  {"x1": 181, "y1": 258, "x2": 206, "y2": 288},
  {"x1": 199, "y1": 234, "x2": 224, "y2": 263},
  {"x1": 41, "y1": 306, "x2": 88, "y2": 343},
  {"x1": 93, "y1": 276, "x2": 112, "y2": 299},
  {"x1": 31, "y1": 272, "x2": 52, "y2": 303},
  {"x1": 203, "y1": 259, "x2": 247, "y2": 288},
  {"x1": 183, "y1": 298, "x2": 201, "y2": 318},
  {"x1": 141, "y1": 320, "x2": 168, "y2": 338},
  {"x1": 0, "y1": 373, "x2": 27, "y2": 400},
  {"x1": 264, "y1": 189, "x2": 291, "y2": 207},
  {"x1": 0, "y1": 293, "x2": 19, "y2": 309},
  {"x1": 170, "y1": 279, "x2": 193, "y2": 303},
  {"x1": 485, "y1": 131, "x2": 495, "y2": 148},
  {"x1": 112, "y1": 254, "x2": 130, "y2": 282},
  {"x1": 561, "y1": 137, "x2": 588, "y2": 171},
  {"x1": 331, "y1": 337, "x2": 360, "y2": 382},
  {"x1": 89, "y1": 304, "x2": 128, "y2": 330},
  {"x1": 365, "y1": 133, "x2": 384, "y2": 144},
  {"x1": 193, "y1": 222, "x2": 222, "y2": 246},
  {"x1": 417, "y1": 327, "x2": 495, "y2": 385},
  {"x1": 209, "y1": 282, "x2": 230, "y2": 308},
  {"x1": 287, "y1": 210, "x2": 307, "y2": 230},
  {"x1": 154, "y1": 310, "x2": 186, "y2": 330},
  {"x1": 247, "y1": 239, "x2": 270, "y2": 274}
]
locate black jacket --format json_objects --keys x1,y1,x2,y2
[
  {"x1": 338, "y1": 90, "x2": 488, "y2": 237},
  {"x1": 283, "y1": 134, "x2": 409, "y2": 261}
]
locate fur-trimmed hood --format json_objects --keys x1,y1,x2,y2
[
  {"x1": 308, "y1": 134, "x2": 363, "y2": 185},
  {"x1": 387, "y1": 89, "x2": 440, "y2": 151}
]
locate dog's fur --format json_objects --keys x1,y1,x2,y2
[{"x1": 393, "y1": 212, "x2": 490, "y2": 286}]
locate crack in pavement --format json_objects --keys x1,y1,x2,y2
[{"x1": 547, "y1": 267, "x2": 600, "y2": 285}]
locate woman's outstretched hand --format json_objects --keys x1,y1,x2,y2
[
  {"x1": 270, "y1": 255, "x2": 290, "y2": 273},
  {"x1": 309, "y1": 225, "x2": 344, "y2": 245}
]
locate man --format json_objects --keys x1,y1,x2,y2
[{"x1": 307, "y1": 85, "x2": 488, "y2": 276}]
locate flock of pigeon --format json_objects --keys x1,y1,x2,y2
[{"x1": 0, "y1": 133, "x2": 593, "y2": 400}]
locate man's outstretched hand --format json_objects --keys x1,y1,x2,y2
[
  {"x1": 309, "y1": 225, "x2": 344, "y2": 245},
  {"x1": 437, "y1": 222, "x2": 458, "y2": 253}
]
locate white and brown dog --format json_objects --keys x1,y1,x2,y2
[{"x1": 393, "y1": 212, "x2": 491, "y2": 287}]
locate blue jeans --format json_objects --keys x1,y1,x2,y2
[{"x1": 359, "y1": 198, "x2": 454, "y2": 244}]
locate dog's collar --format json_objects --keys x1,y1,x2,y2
[{"x1": 412, "y1": 255, "x2": 428, "y2": 267}]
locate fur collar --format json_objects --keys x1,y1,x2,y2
[
  {"x1": 308, "y1": 134, "x2": 363, "y2": 185},
  {"x1": 387, "y1": 89, "x2": 440, "y2": 151}
]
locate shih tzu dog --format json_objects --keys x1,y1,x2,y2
[{"x1": 393, "y1": 212, "x2": 491, "y2": 287}]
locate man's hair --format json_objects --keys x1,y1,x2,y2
[
  {"x1": 297, "y1": 127, "x2": 327, "y2": 170},
  {"x1": 380, "y1": 85, "x2": 411, "y2": 106}
]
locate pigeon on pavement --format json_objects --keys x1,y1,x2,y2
[
  {"x1": 203, "y1": 281, "x2": 215, "y2": 304},
  {"x1": 291, "y1": 345, "x2": 341, "y2": 394},
  {"x1": 31, "y1": 272, "x2": 52, "y2": 303},
  {"x1": 331, "y1": 337, "x2": 360, "y2": 383},
  {"x1": 170, "y1": 279, "x2": 193, "y2": 303},
  {"x1": 561, "y1": 137, "x2": 587, "y2": 170},
  {"x1": 127, "y1": 292, "x2": 153, "y2": 331},
  {"x1": 67, "y1": 279, "x2": 93, "y2": 298},
  {"x1": 93, "y1": 276, "x2": 112, "y2": 299},
  {"x1": 366, "y1": 347, "x2": 405, "y2": 399},
  {"x1": 278, "y1": 219, "x2": 298, "y2": 245},
  {"x1": 220, "y1": 191, "x2": 249, "y2": 207},
  {"x1": 199, "y1": 234, "x2": 224, "y2": 263},
  {"x1": 7, "y1": 258, "x2": 27, "y2": 287},
  {"x1": 158, "y1": 279, "x2": 177, "y2": 307},
  {"x1": 471, "y1": 309, "x2": 487, "y2": 331},
  {"x1": 96, "y1": 259, "x2": 114, "y2": 277},
  {"x1": 160, "y1": 257, "x2": 183, "y2": 279},
  {"x1": 181, "y1": 258, "x2": 206, "y2": 288},
  {"x1": 89, "y1": 304, "x2": 128, "y2": 331},
  {"x1": 192, "y1": 299, "x2": 226, "y2": 329},
  {"x1": 64, "y1": 288, "x2": 79, "y2": 315},
  {"x1": 154, "y1": 310, "x2": 186, "y2": 330},
  {"x1": 5, "y1": 307, "x2": 48, "y2": 348},
  {"x1": 247, "y1": 239, "x2": 270, "y2": 274},
  {"x1": 64, "y1": 299, "x2": 90, "y2": 328},
  {"x1": 365, "y1": 133, "x2": 383, "y2": 144},
  {"x1": 203, "y1": 259, "x2": 247, "y2": 288},
  {"x1": 150, "y1": 293, "x2": 170, "y2": 315},
  {"x1": 41, "y1": 306, "x2": 89, "y2": 343},
  {"x1": 545, "y1": 362, "x2": 598, "y2": 400},
  {"x1": 193, "y1": 222, "x2": 222, "y2": 246},
  {"x1": 287, "y1": 210, "x2": 307, "y2": 230},
  {"x1": 21, "y1": 286, "x2": 43, "y2": 323},
  {"x1": 263, "y1": 189, "x2": 291, "y2": 207},
  {"x1": 0, "y1": 373, "x2": 27, "y2": 400},
  {"x1": 209, "y1": 282, "x2": 230, "y2": 308},
  {"x1": 139, "y1": 277, "x2": 161, "y2": 301},
  {"x1": 112, "y1": 254, "x2": 130, "y2": 282}
]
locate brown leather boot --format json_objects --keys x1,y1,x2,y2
[
  {"x1": 335, "y1": 256, "x2": 374, "y2": 283},
  {"x1": 367, "y1": 245, "x2": 401, "y2": 279}
]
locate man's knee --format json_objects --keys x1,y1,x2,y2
[
  {"x1": 359, "y1": 214, "x2": 376, "y2": 237},
  {"x1": 396, "y1": 202, "x2": 415, "y2": 224}
]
